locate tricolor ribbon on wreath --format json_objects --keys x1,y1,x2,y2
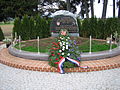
[{"x1": 49, "y1": 29, "x2": 88, "y2": 74}]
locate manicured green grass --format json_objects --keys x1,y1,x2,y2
[
  {"x1": 78, "y1": 40, "x2": 117, "y2": 52},
  {"x1": 14, "y1": 38, "x2": 117, "y2": 53},
  {"x1": 15, "y1": 43, "x2": 49, "y2": 53}
]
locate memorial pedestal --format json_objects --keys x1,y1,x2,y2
[{"x1": 51, "y1": 33, "x2": 79, "y2": 37}]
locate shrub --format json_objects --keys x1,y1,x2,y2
[
  {"x1": 89, "y1": 17, "x2": 98, "y2": 38},
  {"x1": 81, "y1": 18, "x2": 90, "y2": 37},
  {"x1": 29, "y1": 17, "x2": 36, "y2": 39},
  {"x1": 78, "y1": 18, "x2": 120, "y2": 39},
  {"x1": 13, "y1": 17, "x2": 21, "y2": 39},
  {"x1": 13, "y1": 15, "x2": 51, "y2": 40},
  {"x1": 35, "y1": 15, "x2": 43, "y2": 38},
  {"x1": 97, "y1": 19, "x2": 105, "y2": 39},
  {"x1": 21, "y1": 15, "x2": 30, "y2": 40}
]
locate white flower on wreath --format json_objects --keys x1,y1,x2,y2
[
  {"x1": 62, "y1": 48, "x2": 65, "y2": 51},
  {"x1": 62, "y1": 42, "x2": 65, "y2": 45},
  {"x1": 59, "y1": 50, "x2": 62, "y2": 52},
  {"x1": 67, "y1": 37, "x2": 70, "y2": 39},
  {"x1": 62, "y1": 46, "x2": 65, "y2": 48},
  {"x1": 62, "y1": 46, "x2": 65, "y2": 51},
  {"x1": 67, "y1": 53, "x2": 70, "y2": 56},
  {"x1": 61, "y1": 37, "x2": 64, "y2": 40},
  {"x1": 62, "y1": 53, "x2": 64, "y2": 55},
  {"x1": 60, "y1": 42, "x2": 62, "y2": 46},
  {"x1": 66, "y1": 45, "x2": 68, "y2": 49},
  {"x1": 66, "y1": 42, "x2": 68, "y2": 45}
]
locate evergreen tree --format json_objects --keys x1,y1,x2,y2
[
  {"x1": 0, "y1": 0, "x2": 38, "y2": 22},
  {"x1": 29, "y1": 17, "x2": 35, "y2": 39},
  {"x1": 21, "y1": 15, "x2": 30, "y2": 40},
  {"x1": 89, "y1": 17, "x2": 97, "y2": 38},
  {"x1": 13, "y1": 17, "x2": 21, "y2": 38},
  {"x1": 81, "y1": 18, "x2": 90, "y2": 37},
  {"x1": 97, "y1": 19, "x2": 105, "y2": 39},
  {"x1": 35, "y1": 15, "x2": 43, "y2": 38}
]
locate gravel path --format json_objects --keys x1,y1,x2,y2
[{"x1": 0, "y1": 44, "x2": 120, "y2": 90}]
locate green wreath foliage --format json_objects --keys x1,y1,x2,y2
[{"x1": 49, "y1": 29, "x2": 81, "y2": 68}]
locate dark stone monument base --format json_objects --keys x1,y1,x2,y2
[{"x1": 51, "y1": 33, "x2": 79, "y2": 37}]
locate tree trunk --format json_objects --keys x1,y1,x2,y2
[
  {"x1": 98, "y1": 0, "x2": 100, "y2": 3},
  {"x1": 85, "y1": 0, "x2": 89, "y2": 18},
  {"x1": 102, "y1": 0, "x2": 108, "y2": 19},
  {"x1": 118, "y1": 0, "x2": 120, "y2": 18},
  {"x1": 90, "y1": 0, "x2": 94, "y2": 18},
  {"x1": 118, "y1": 6, "x2": 120, "y2": 18},
  {"x1": 113, "y1": 0, "x2": 115, "y2": 18},
  {"x1": 66, "y1": 0, "x2": 71, "y2": 12}
]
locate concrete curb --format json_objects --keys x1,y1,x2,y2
[
  {"x1": 8, "y1": 46, "x2": 49, "y2": 61},
  {"x1": 8, "y1": 45, "x2": 120, "y2": 61}
]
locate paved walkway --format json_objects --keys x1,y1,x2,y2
[
  {"x1": 0, "y1": 43, "x2": 120, "y2": 90},
  {"x1": 0, "y1": 63, "x2": 120, "y2": 90}
]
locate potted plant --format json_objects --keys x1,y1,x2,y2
[{"x1": 3, "y1": 38, "x2": 12, "y2": 48}]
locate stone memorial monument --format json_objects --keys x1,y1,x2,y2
[{"x1": 50, "y1": 10, "x2": 79, "y2": 37}]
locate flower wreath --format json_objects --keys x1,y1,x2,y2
[{"x1": 49, "y1": 29, "x2": 81, "y2": 69}]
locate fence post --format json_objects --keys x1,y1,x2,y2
[
  {"x1": 19, "y1": 35, "x2": 21, "y2": 52},
  {"x1": 89, "y1": 35, "x2": 92, "y2": 54},
  {"x1": 109, "y1": 34, "x2": 112, "y2": 52},
  {"x1": 37, "y1": 36, "x2": 40, "y2": 54},
  {"x1": 11, "y1": 33, "x2": 13, "y2": 47}
]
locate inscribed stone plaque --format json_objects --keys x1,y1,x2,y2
[{"x1": 50, "y1": 15, "x2": 79, "y2": 33}]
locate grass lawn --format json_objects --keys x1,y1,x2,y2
[
  {"x1": 0, "y1": 21, "x2": 14, "y2": 25},
  {"x1": 78, "y1": 40, "x2": 116, "y2": 52},
  {"x1": 14, "y1": 37, "x2": 117, "y2": 53}
]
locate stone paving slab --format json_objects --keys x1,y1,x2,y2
[{"x1": 0, "y1": 63, "x2": 120, "y2": 90}]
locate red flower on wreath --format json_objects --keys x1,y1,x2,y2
[
  {"x1": 57, "y1": 53, "x2": 61, "y2": 55},
  {"x1": 59, "y1": 56, "x2": 63, "y2": 59},
  {"x1": 51, "y1": 54, "x2": 55, "y2": 56},
  {"x1": 51, "y1": 47, "x2": 59, "y2": 50},
  {"x1": 52, "y1": 42, "x2": 59, "y2": 46},
  {"x1": 54, "y1": 62, "x2": 59, "y2": 64},
  {"x1": 55, "y1": 58, "x2": 59, "y2": 60},
  {"x1": 51, "y1": 51, "x2": 54, "y2": 53}
]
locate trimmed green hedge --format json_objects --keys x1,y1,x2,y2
[
  {"x1": 13, "y1": 15, "x2": 51, "y2": 40},
  {"x1": 0, "y1": 27, "x2": 5, "y2": 41},
  {"x1": 78, "y1": 17, "x2": 120, "y2": 39},
  {"x1": 13, "y1": 15, "x2": 120, "y2": 40}
]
